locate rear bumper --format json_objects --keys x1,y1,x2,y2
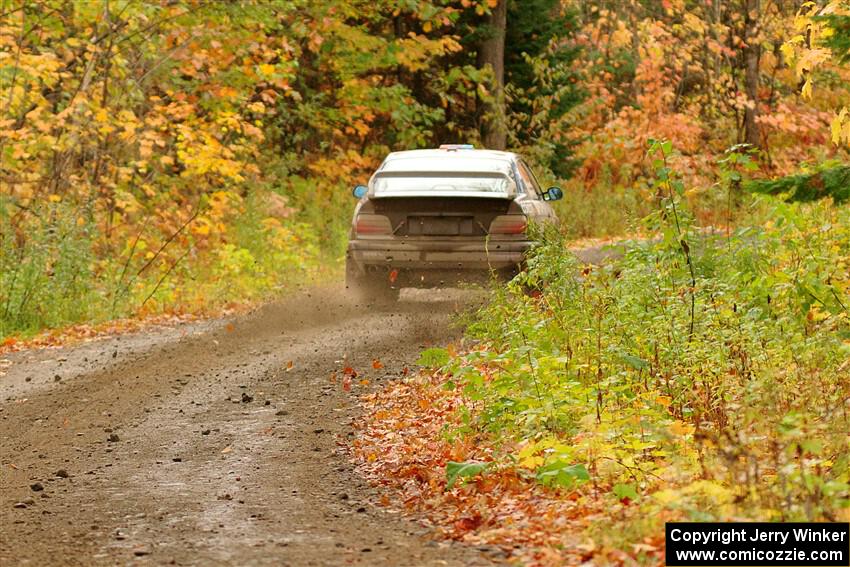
[{"x1": 346, "y1": 238, "x2": 531, "y2": 283}]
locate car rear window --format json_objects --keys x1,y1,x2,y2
[
  {"x1": 381, "y1": 156, "x2": 513, "y2": 174},
  {"x1": 372, "y1": 174, "x2": 510, "y2": 195}
]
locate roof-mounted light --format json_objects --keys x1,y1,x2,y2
[{"x1": 438, "y1": 144, "x2": 475, "y2": 151}]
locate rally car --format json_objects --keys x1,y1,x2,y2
[{"x1": 345, "y1": 145, "x2": 562, "y2": 301}]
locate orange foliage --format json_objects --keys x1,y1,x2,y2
[{"x1": 352, "y1": 374, "x2": 664, "y2": 565}]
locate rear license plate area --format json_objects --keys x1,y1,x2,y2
[{"x1": 407, "y1": 216, "x2": 474, "y2": 236}]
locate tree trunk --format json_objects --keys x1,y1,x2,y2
[
  {"x1": 743, "y1": 0, "x2": 761, "y2": 148},
  {"x1": 477, "y1": 0, "x2": 507, "y2": 150}
]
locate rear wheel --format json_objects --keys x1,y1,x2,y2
[{"x1": 373, "y1": 281, "x2": 400, "y2": 303}]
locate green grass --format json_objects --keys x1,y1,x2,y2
[
  {"x1": 552, "y1": 182, "x2": 653, "y2": 239},
  {"x1": 0, "y1": 184, "x2": 349, "y2": 340}
]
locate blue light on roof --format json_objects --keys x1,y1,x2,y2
[{"x1": 439, "y1": 144, "x2": 475, "y2": 150}]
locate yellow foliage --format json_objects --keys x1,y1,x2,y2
[{"x1": 668, "y1": 421, "x2": 694, "y2": 437}]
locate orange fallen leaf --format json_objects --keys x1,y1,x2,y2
[
  {"x1": 453, "y1": 515, "x2": 482, "y2": 533},
  {"x1": 225, "y1": 323, "x2": 235, "y2": 333},
  {"x1": 221, "y1": 446, "x2": 231, "y2": 454},
  {"x1": 286, "y1": 360, "x2": 294, "y2": 371},
  {"x1": 342, "y1": 375, "x2": 352, "y2": 392},
  {"x1": 372, "y1": 359, "x2": 383, "y2": 370}
]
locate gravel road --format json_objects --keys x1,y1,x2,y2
[{"x1": 0, "y1": 287, "x2": 494, "y2": 566}]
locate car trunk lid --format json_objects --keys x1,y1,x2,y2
[{"x1": 369, "y1": 196, "x2": 519, "y2": 237}]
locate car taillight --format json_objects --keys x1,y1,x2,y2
[
  {"x1": 489, "y1": 214, "x2": 527, "y2": 235},
  {"x1": 355, "y1": 213, "x2": 392, "y2": 235}
]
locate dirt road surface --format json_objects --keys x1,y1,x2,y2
[{"x1": 0, "y1": 288, "x2": 495, "y2": 566}]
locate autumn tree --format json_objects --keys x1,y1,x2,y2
[
  {"x1": 783, "y1": 0, "x2": 850, "y2": 144},
  {"x1": 820, "y1": 1, "x2": 850, "y2": 144},
  {"x1": 454, "y1": 0, "x2": 585, "y2": 166}
]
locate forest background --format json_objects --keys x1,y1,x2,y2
[
  {"x1": 6, "y1": 1, "x2": 850, "y2": 562},
  {"x1": 0, "y1": 0, "x2": 848, "y2": 337}
]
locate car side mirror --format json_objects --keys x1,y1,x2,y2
[
  {"x1": 352, "y1": 185, "x2": 368, "y2": 199},
  {"x1": 543, "y1": 186, "x2": 563, "y2": 201}
]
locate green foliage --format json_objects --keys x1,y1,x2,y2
[
  {"x1": 448, "y1": 150, "x2": 850, "y2": 530},
  {"x1": 417, "y1": 347, "x2": 451, "y2": 368},
  {"x1": 504, "y1": 1, "x2": 585, "y2": 176},
  {"x1": 550, "y1": 183, "x2": 653, "y2": 239},
  {"x1": 0, "y1": 192, "x2": 323, "y2": 338},
  {"x1": 0, "y1": 199, "x2": 100, "y2": 334},
  {"x1": 536, "y1": 461, "x2": 590, "y2": 489},
  {"x1": 449, "y1": 0, "x2": 585, "y2": 167},
  {"x1": 819, "y1": 14, "x2": 850, "y2": 63},
  {"x1": 612, "y1": 483, "x2": 639, "y2": 501},
  {"x1": 446, "y1": 460, "x2": 488, "y2": 489},
  {"x1": 747, "y1": 164, "x2": 850, "y2": 203}
]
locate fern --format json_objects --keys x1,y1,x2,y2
[{"x1": 746, "y1": 165, "x2": 850, "y2": 203}]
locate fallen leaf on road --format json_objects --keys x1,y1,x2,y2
[
  {"x1": 372, "y1": 359, "x2": 383, "y2": 370},
  {"x1": 221, "y1": 446, "x2": 232, "y2": 454},
  {"x1": 453, "y1": 514, "x2": 483, "y2": 533},
  {"x1": 0, "y1": 312, "x2": 209, "y2": 355}
]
